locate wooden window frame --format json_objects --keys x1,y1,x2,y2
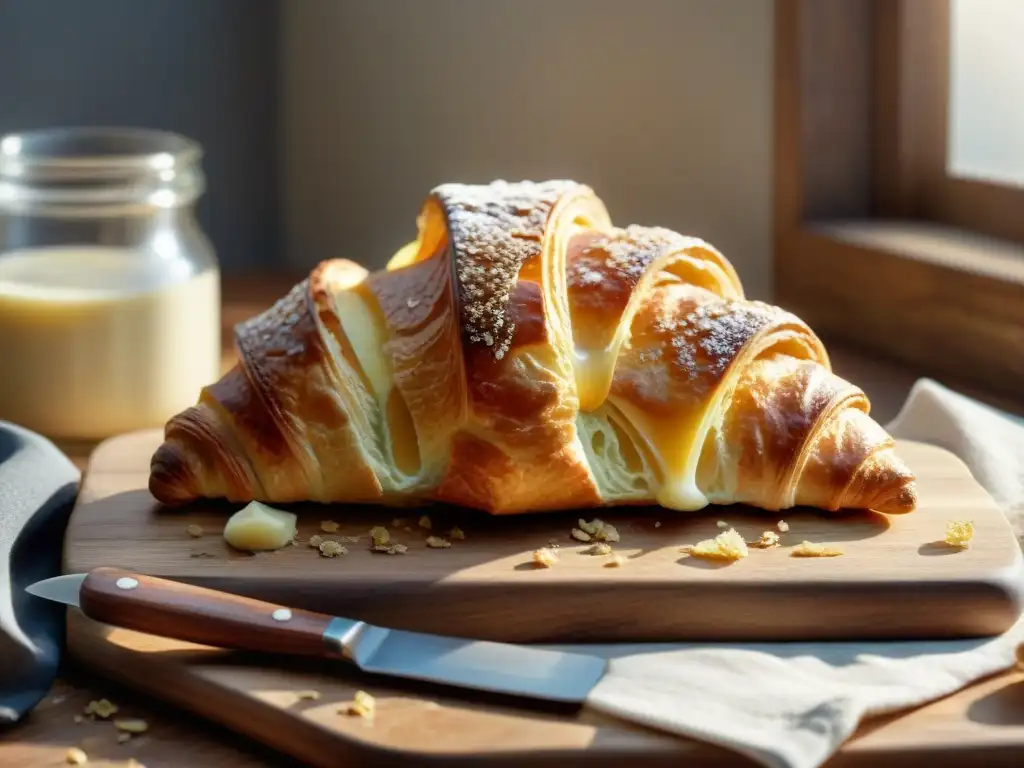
[{"x1": 775, "y1": 0, "x2": 1024, "y2": 401}]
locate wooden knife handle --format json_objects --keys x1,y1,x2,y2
[{"x1": 80, "y1": 567, "x2": 335, "y2": 657}]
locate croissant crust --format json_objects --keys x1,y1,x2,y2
[{"x1": 150, "y1": 180, "x2": 916, "y2": 517}]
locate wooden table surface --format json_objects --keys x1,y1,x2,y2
[{"x1": 3, "y1": 275, "x2": 1023, "y2": 768}]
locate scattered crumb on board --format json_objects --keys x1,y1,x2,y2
[
  {"x1": 532, "y1": 547, "x2": 558, "y2": 567},
  {"x1": 606, "y1": 554, "x2": 628, "y2": 567},
  {"x1": 749, "y1": 531, "x2": 781, "y2": 549},
  {"x1": 777, "y1": 520, "x2": 789, "y2": 532},
  {"x1": 296, "y1": 690, "x2": 321, "y2": 701},
  {"x1": 372, "y1": 543, "x2": 408, "y2": 555},
  {"x1": 578, "y1": 518, "x2": 620, "y2": 542},
  {"x1": 425, "y1": 536, "x2": 451, "y2": 549},
  {"x1": 113, "y1": 718, "x2": 149, "y2": 734},
  {"x1": 320, "y1": 520, "x2": 340, "y2": 533},
  {"x1": 682, "y1": 528, "x2": 748, "y2": 561},
  {"x1": 418, "y1": 515, "x2": 432, "y2": 530},
  {"x1": 318, "y1": 540, "x2": 347, "y2": 557},
  {"x1": 585, "y1": 542, "x2": 612, "y2": 556},
  {"x1": 84, "y1": 699, "x2": 118, "y2": 719},
  {"x1": 945, "y1": 520, "x2": 974, "y2": 548},
  {"x1": 791, "y1": 541, "x2": 843, "y2": 558},
  {"x1": 65, "y1": 747, "x2": 88, "y2": 765},
  {"x1": 307, "y1": 534, "x2": 323, "y2": 549},
  {"x1": 185, "y1": 524, "x2": 203, "y2": 538},
  {"x1": 450, "y1": 526, "x2": 466, "y2": 540},
  {"x1": 346, "y1": 690, "x2": 375, "y2": 718}
]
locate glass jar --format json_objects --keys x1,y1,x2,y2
[{"x1": 0, "y1": 127, "x2": 221, "y2": 441}]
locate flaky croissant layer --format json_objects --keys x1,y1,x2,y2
[{"x1": 150, "y1": 180, "x2": 916, "y2": 516}]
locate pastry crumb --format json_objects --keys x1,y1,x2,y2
[
  {"x1": 777, "y1": 520, "x2": 790, "y2": 532},
  {"x1": 113, "y1": 718, "x2": 149, "y2": 734},
  {"x1": 418, "y1": 515, "x2": 432, "y2": 530},
  {"x1": 372, "y1": 543, "x2": 407, "y2": 555},
  {"x1": 319, "y1": 540, "x2": 347, "y2": 557},
  {"x1": 585, "y1": 542, "x2": 612, "y2": 556},
  {"x1": 307, "y1": 534, "x2": 323, "y2": 549},
  {"x1": 606, "y1": 554, "x2": 628, "y2": 568},
  {"x1": 681, "y1": 528, "x2": 748, "y2": 561},
  {"x1": 749, "y1": 531, "x2": 781, "y2": 549},
  {"x1": 117, "y1": 732, "x2": 133, "y2": 744},
  {"x1": 791, "y1": 540, "x2": 843, "y2": 557},
  {"x1": 320, "y1": 520, "x2": 340, "y2": 533},
  {"x1": 944, "y1": 520, "x2": 974, "y2": 548},
  {"x1": 425, "y1": 536, "x2": 450, "y2": 549},
  {"x1": 339, "y1": 535, "x2": 359, "y2": 543},
  {"x1": 547, "y1": 539, "x2": 561, "y2": 548},
  {"x1": 571, "y1": 527, "x2": 592, "y2": 543},
  {"x1": 369, "y1": 526, "x2": 390, "y2": 547},
  {"x1": 185, "y1": 524, "x2": 204, "y2": 538},
  {"x1": 346, "y1": 690, "x2": 375, "y2": 718},
  {"x1": 73, "y1": 714, "x2": 84, "y2": 723},
  {"x1": 716, "y1": 520, "x2": 729, "y2": 529},
  {"x1": 449, "y1": 526, "x2": 466, "y2": 540},
  {"x1": 84, "y1": 698, "x2": 118, "y2": 719},
  {"x1": 532, "y1": 547, "x2": 558, "y2": 567},
  {"x1": 296, "y1": 689, "x2": 321, "y2": 701},
  {"x1": 578, "y1": 518, "x2": 620, "y2": 542},
  {"x1": 65, "y1": 747, "x2": 88, "y2": 765},
  {"x1": 654, "y1": 521, "x2": 662, "y2": 528}
]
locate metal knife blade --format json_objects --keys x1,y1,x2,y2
[
  {"x1": 322, "y1": 616, "x2": 606, "y2": 703},
  {"x1": 26, "y1": 572, "x2": 85, "y2": 607},
  {"x1": 27, "y1": 572, "x2": 607, "y2": 704}
]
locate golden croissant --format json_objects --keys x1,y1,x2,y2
[{"x1": 150, "y1": 179, "x2": 917, "y2": 516}]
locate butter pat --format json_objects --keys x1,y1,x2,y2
[{"x1": 223, "y1": 501, "x2": 297, "y2": 551}]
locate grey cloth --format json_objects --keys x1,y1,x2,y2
[{"x1": 0, "y1": 422, "x2": 80, "y2": 723}]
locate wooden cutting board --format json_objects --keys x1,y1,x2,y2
[
  {"x1": 64, "y1": 429, "x2": 1023, "y2": 643},
  {"x1": 65, "y1": 610, "x2": 1024, "y2": 768}
]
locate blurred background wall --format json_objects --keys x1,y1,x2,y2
[
  {"x1": 0, "y1": 0, "x2": 774, "y2": 298},
  {"x1": 283, "y1": 0, "x2": 774, "y2": 297},
  {"x1": 0, "y1": 0, "x2": 280, "y2": 270}
]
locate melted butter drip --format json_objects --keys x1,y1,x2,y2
[
  {"x1": 573, "y1": 346, "x2": 617, "y2": 413},
  {"x1": 333, "y1": 284, "x2": 392, "y2": 403},
  {"x1": 611, "y1": 399, "x2": 710, "y2": 511}
]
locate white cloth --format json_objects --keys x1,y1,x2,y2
[{"x1": 583, "y1": 378, "x2": 1024, "y2": 768}]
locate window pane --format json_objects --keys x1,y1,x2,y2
[{"x1": 948, "y1": 0, "x2": 1024, "y2": 187}]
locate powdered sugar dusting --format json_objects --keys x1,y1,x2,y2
[
  {"x1": 567, "y1": 225, "x2": 690, "y2": 295},
  {"x1": 591, "y1": 226, "x2": 686, "y2": 281},
  {"x1": 237, "y1": 279, "x2": 310, "y2": 361},
  {"x1": 651, "y1": 293, "x2": 785, "y2": 383},
  {"x1": 434, "y1": 179, "x2": 579, "y2": 360}
]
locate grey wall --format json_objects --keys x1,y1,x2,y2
[
  {"x1": 1, "y1": 0, "x2": 775, "y2": 296},
  {"x1": 283, "y1": 0, "x2": 774, "y2": 298},
  {"x1": 0, "y1": 0, "x2": 280, "y2": 271}
]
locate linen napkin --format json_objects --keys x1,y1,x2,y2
[
  {"x1": 0, "y1": 422, "x2": 80, "y2": 724},
  {"x1": 583, "y1": 378, "x2": 1024, "y2": 768}
]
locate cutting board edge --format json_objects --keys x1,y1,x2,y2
[
  {"x1": 57, "y1": 561, "x2": 1024, "y2": 644},
  {"x1": 84, "y1": 429, "x2": 982, "y2": 505},
  {"x1": 65, "y1": 610, "x2": 1024, "y2": 768}
]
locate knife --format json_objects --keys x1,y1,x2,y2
[{"x1": 26, "y1": 567, "x2": 607, "y2": 704}]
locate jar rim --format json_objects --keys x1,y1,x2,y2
[{"x1": 0, "y1": 126, "x2": 202, "y2": 176}]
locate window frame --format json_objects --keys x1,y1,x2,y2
[
  {"x1": 874, "y1": 0, "x2": 1024, "y2": 241},
  {"x1": 774, "y1": 0, "x2": 1024, "y2": 400}
]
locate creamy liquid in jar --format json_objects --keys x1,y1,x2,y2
[{"x1": 0, "y1": 246, "x2": 220, "y2": 440}]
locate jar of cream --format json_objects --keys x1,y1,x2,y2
[{"x1": 0, "y1": 127, "x2": 221, "y2": 441}]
